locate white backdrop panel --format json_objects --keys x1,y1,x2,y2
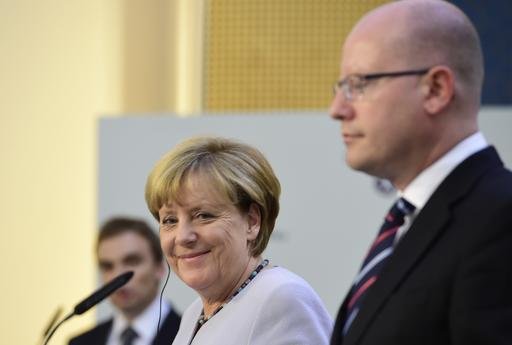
[{"x1": 98, "y1": 107, "x2": 511, "y2": 319}]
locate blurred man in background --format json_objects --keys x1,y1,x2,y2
[{"x1": 69, "y1": 217, "x2": 181, "y2": 345}]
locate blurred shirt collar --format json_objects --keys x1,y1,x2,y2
[{"x1": 108, "y1": 296, "x2": 170, "y2": 345}]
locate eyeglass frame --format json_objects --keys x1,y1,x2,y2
[{"x1": 333, "y1": 68, "x2": 431, "y2": 101}]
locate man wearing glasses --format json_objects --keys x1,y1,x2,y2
[{"x1": 329, "y1": 1, "x2": 512, "y2": 344}]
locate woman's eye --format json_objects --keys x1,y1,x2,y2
[
  {"x1": 161, "y1": 217, "x2": 177, "y2": 226},
  {"x1": 196, "y1": 212, "x2": 214, "y2": 220}
]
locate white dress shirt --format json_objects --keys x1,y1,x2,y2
[
  {"x1": 106, "y1": 296, "x2": 171, "y2": 345},
  {"x1": 396, "y1": 131, "x2": 488, "y2": 242}
]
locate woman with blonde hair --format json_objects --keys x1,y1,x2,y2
[{"x1": 145, "y1": 136, "x2": 332, "y2": 345}]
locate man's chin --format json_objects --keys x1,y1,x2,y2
[
  {"x1": 111, "y1": 298, "x2": 135, "y2": 312},
  {"x1": 117, "y1": 304, "x2": 142, "y2": 318},
  {"x1": 346, "y1": 154, "x2": 370, "y2": 173}
]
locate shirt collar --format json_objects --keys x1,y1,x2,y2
[
  {"x1": 400, "y1": 132, "x2": 487, "y2": 209},
  {"x1": 110, "y1": 295, "x2": 170, "y2": 344}
]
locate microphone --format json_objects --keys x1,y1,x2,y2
[
  {"x1": 43, "y1": 271, "x2": 134, "y2": 345},
  {"x1": 74, "y1": 270, "x2": 133, "y2": 315}
]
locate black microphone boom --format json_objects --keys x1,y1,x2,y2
[
  {"x1": 42, "y1": 271, "x2": 134, "y2": 345},
  {"x1": 74, "y1": 270, "x2": 134, "y2": 315}
]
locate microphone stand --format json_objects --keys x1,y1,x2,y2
[
  {"x1": 42, "y1": 311, "x2": 74, "y2": 345},
  {"x1": 37, "y1": 307, "x2": 62, "y2": 345},
  {"x1": 42, "y1": 271, "x2": 133, "y2": 345}
]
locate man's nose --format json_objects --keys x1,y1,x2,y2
[{"x1": 329, "y1": 92, "x2": 355, "y2": 121}]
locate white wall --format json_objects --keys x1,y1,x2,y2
[
  {"x1": 0, "y1": 1, "x2": 124, "y2": 344},
  {"x1": 98, "y1": 107, "x2": 512, "y2": 318}
]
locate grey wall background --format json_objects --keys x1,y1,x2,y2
[{"x1": 98, "y1": 107, "x2": 511, "y2": 319}]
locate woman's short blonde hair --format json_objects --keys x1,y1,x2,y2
[{"x1": 145, "y1": 136, "x2": 281, "y2": 257}]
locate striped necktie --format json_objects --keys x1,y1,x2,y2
[{"x1": 342, "y1": 197, "x2": 415, "y2": 335}]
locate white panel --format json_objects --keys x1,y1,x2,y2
[{"x1": 98, "y1": 107, "x2": 511, "y2": 319}]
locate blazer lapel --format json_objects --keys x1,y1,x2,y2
[
  {"x1": 331, "y1": 291, "x2": 350, "y2": 344},
  {"x1": 344, "y1": 146, "x2": 502, "y2": 345},
  {"x1": 97, "y1": 319, "x2": 113, "y2": 344},
  {"x1": 153, "y1": 308, "x2": 181, "y2": 345}
]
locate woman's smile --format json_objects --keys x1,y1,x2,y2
[{"x1": 177, "y1": 250, "x2": 211, "y2": 265}]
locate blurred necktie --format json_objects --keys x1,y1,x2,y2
[
  {"x1": 342, "y1": 197, "x2": 415, "y2": 335},
  {"x1": 121, "y1": 326, "x2": 138, "y2": 345}
]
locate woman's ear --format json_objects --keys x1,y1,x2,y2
[
  {"x1": 246, "y1": 203, "x2": 261, "y2": 241},
  {"x1": 421, "y1": 65, "x2": 455, "y2": 115}
]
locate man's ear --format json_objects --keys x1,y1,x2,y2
[
  {"x1": 246, "y1": 203, "x2": 261, "y2": 241},
  {"x1": 421, "y1": 65, "x2": 455, "y2": 114}
]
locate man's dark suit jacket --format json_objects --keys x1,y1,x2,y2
[
  {"x1": 68, "y1": 308, "x2": 181, "y2": 345},
  {"x1": 331, "y1": 147, "x2": 512, "y2": 345}
]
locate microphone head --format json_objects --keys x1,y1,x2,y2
[{"x1": 73, "y1": 271, "x2": 134, "y2": 315}]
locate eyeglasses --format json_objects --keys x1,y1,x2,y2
[{"x1": 333, "y1": 68, "x2": 431, "y2": 101}]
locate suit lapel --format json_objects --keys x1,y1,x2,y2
[
  {"x1": 153, "y1": 308, "x2": 181, "y2": 345},
  {"x1": 331, "y1": 292, "x2": 350, "y2": 344},
  {"x1": 344, "y1": 200, "x2": 451, "y2": 344},
  {"x1": 343, "y1": 147, "x2": 502, "y2": 344},
  {"x1": 97, "y1": 319, "x2": 113, "y2": 344}
]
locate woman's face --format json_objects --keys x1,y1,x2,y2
[{"x1": 158, "y1": 176, "x2": 261, "y2": 300}]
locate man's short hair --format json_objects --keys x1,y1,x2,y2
[{"x1": 97, "y1": 217, "x2": 163, "y2": 263}]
